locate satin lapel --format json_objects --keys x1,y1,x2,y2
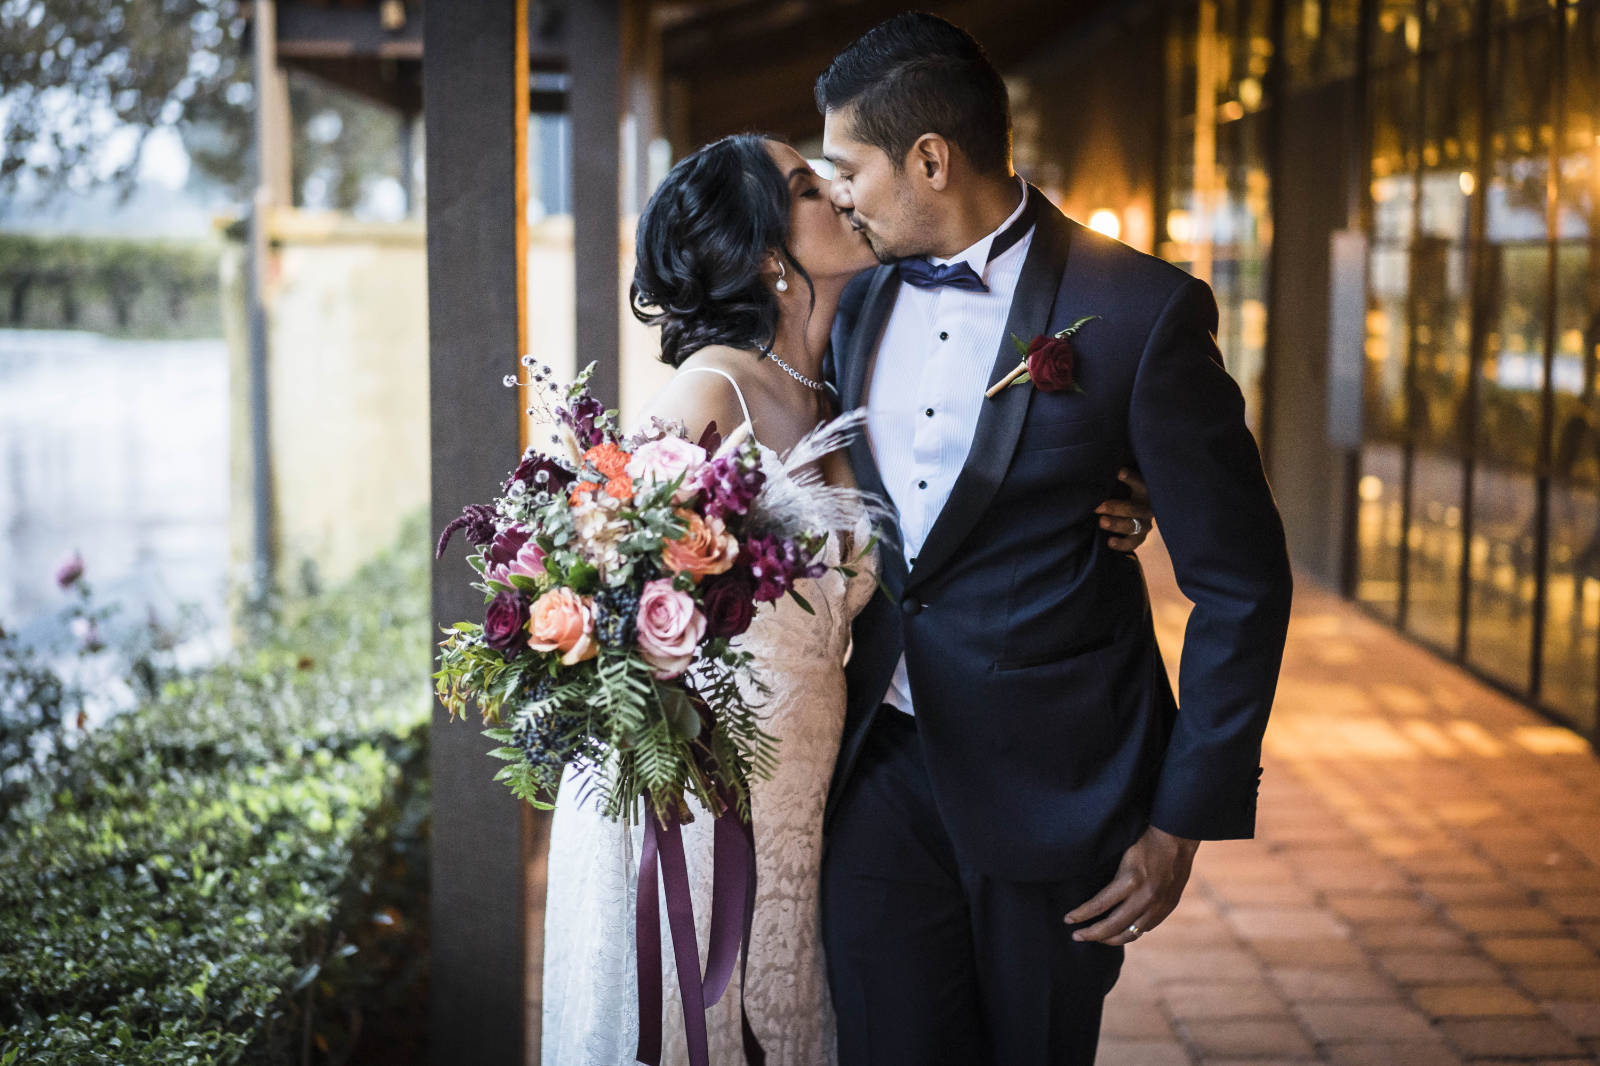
[
  {"x1": 904, "y1": 199, "x2": 1072, "y2": 591},
  {"x1": 839, "y1": 265, "x2": 909, "y2": 594}
]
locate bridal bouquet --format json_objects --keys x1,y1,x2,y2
[{"x1": 434, "y1": 362, "x2": 868, "y2": 825}]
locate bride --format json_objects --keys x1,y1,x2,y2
[{"x1": 539, "y1": 133, "x2": 1153, "y2": 1066}]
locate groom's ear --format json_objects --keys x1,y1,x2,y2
[{"x1": 908, "y1": 134, "x2": 951, "y2": 192}]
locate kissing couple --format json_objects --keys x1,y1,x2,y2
[{"x1": 539, "y1": 12, "x2": 1293, "y2": 1066}]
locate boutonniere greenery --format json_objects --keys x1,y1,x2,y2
[{"x1": 985, "y1": 314, "x2": 1099, "y2": 399}]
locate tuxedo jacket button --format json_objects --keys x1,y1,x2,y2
[{"x1": 900, "y1": 596, "x2": 923, "y2": 616}]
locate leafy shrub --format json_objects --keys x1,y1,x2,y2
[{"x1": 0, "y1": 516, "x2": 432, "y2": 1064}]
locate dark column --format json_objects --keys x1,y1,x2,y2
[
  {"x1": 571, "y1": 0, "x2": 622, "y2": 408},
  {"x1": 424, "y1": 0, "x2": 530, "y2": 1062},
  {"x1": 1266, "y1": 79, "x2": 1357, "y2": 587}
]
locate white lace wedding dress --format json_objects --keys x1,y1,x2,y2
[{"x1": 541, "y1": 406, "x2": 879, "y2": 1066}]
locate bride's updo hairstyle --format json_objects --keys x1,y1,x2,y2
[{"x1": 631, "y1": 133, "x2": 812, "y2": 367}]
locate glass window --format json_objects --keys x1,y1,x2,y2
[
  {"x1": 1404, "y1": 39, "x2": 1478, "y2": 653},
  {"x1": 1542, "y1": 2, "x2": 1600, "y2": 733},
  {"x1": 1373, "y1": 0, "x2": 1423, "y2": 67},
  {"x1": 1286, "y1": 0, "x2": 1361, "y2": 88},
  {"x1": 1468, "y1": 16, "x2": 1554, "y2": 694},
  {"x1": 1162, "y1": 0, "x2": 1274, "y2": 433},
  {"x1": 1360, "y1": 61, "x2": 1420, "y2": 621}
]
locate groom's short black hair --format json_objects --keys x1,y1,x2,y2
[{"x1": 815, "y1": 12, "x2": 1011, "y2": 178}]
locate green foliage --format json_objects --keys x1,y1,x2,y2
[
  {"x1": 0, "y1": 517, "x2": 432, "y2": 1064},
  {"x1": 0, "y1": 234, "x2": 221, "y2": 337}
]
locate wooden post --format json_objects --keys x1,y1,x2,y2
[
  {"x1": 571, "y1": 0, "x2": 623, "y2": 408},
  {"x1": 424, "y1": 0, "x2": 532, "y2": 1061}
]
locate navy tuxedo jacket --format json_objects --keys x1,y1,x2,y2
[{"x1": 825, "y1": 190, "x2": 1293, "y2": 881}]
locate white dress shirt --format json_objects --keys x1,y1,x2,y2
[{"x1": 865, "y1": 179, "x2": 1034, "y2": 715}]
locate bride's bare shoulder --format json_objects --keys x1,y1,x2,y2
[{"x1": 637, "y1": 347, "x2": 756, "y2": 440}]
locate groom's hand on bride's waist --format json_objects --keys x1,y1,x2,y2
[
  {"x1": 1095, "y1": 467, "x2": 1154, "y2": 553},
  {"x1": 1062, "y1": 824, "x2": 1200, "y2": 945}
]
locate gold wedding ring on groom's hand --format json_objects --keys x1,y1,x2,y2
[{"x1": 1125, "y1": 923, "x2": 1142, "y2": 939}]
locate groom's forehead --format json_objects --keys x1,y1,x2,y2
[{"x1": 820, "y1": 111, "x2": 870, "y2": 163}]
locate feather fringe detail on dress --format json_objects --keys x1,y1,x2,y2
[{"x1": 742, "y1": 408, "x2": 896, "y2": 542}]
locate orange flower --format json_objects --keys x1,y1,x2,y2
[
  {"x1": 584, "y1": 442, "x2": 631, "y2": 480},
  {"x1": 604, "y1": 474, "x2": 635, "y2": 501},
  {"x1": 662, "y1": 509, "x2": 738, "y2": 582},
  {"x1": 570, "y1": 480, "x2": 600, "y2": 505}
]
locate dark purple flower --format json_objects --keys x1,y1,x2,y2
[
  {"x1": 560, "y1": 393, "x2": 607, "y2": 448},
  {"x1": 700, "y1": 569, "x2": 757, "y2": 638},
  {"x1": 742, "y1": 534, "x2": 825, "y2": 603},
  {"x1": 483, "y1": 590, "x2": 529, "y2": 653},
  {"x1": 436, "y1": 504, "x2": 499, "y2": 559},
  {"x1": 506, "y1": 453, "x2": 575, "y2": 495},
  {"x1": 484, "y1": 525, "x2": 534, "y2": 570},
  {"x1": 55, "y1": 551, "x2": 84, "y2": 589},
  {"x1": 696, "y1": 452, "x2": 766, "y2": 521}
]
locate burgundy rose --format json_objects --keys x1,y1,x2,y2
[
  {"x1": 1024, "y1": 333, "x2": 1078, "y2": 393},
  {"x1": 700, "y1": 569, "x2": 757, "y2": 638},
  {"x1": 483, "y1": 590, "x2": 530, "y2": 653},
  {"x1": 507, "y1": 453, "x2": 575, "y2": 495},
  {"x1": 484, "y1": 525, "x2": 533, "y2": 570}
]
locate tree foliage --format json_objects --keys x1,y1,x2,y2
[{"x1": 0, "y1": 0, "x2": 254, "y2": 198}]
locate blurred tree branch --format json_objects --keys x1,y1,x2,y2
[{"x1": 0, "y1": 0, "x2": 253, "y2": 199}]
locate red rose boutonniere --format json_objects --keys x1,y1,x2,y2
[{"x1": 985, "y1": 314, "x2": 1100, "y2": 399}]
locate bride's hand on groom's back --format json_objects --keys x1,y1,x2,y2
[{"x1": 1096, "y1": 468, "x2": 1154, "y2": 552}]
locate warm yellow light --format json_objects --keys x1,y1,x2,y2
[
  {"x1": 1088, "y1": 209, "x2": 1122, "y2": 240},
  {"x1": 1166, "y1": 209, "x2": 1193, "y2": 243},
  {"x1": 1358, "y1": 475, "x2": 1385, "y2": 502},
  {"x1": 1219, "y1": 99, "x2": 1246, "y2": 123},
  {"x1": 1459, "y1": 170, "x2": 1475, "y2": 196},
  {"x1": 1239, "y1": 77, "x2": 1263, "y2": 111}
]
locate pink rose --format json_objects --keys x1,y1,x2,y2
[
  {"x1": 634, "y1": 578, "x2": 707, "y2": 679},
  {"x1": 526, "y1": 588, "x2": 598, "y2": 665},
  {"x1": 626, "y1": 436, "x2": 707, "y2": 502}
]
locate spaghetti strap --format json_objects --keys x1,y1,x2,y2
[{"x1": 678, "y1": 365, "x2": 755, "y2": 434}]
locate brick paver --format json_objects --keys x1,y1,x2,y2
[{"x1": 1101, "y1": 540, "x2": 1600, "y2": 1063}]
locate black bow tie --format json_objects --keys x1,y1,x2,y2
[{"x1": 897, "y1": 184, "x2": 1038, "y2": 293}]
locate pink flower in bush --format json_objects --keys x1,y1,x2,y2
[
  {"x1": 634, "y1": 578, "x2": 706, "y2": 679},
  {"x1": 56, "y1": 551, "x2": 84, "y2": 589}
]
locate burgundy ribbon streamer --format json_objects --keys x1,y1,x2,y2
[{"x1": 635, "y1": 796, "x2": 764, "y2": 1066}]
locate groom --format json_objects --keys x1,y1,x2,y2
[{"x1": 818, "y1": 13, "x2": 1293, "y2": 1065}]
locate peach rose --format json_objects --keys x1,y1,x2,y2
[
  {"x1": 661, "y1": 509, "x2": 738, "y2": 582},
  {"x1": 526, "y1": 587, "x2": 598, "y2": 664}
]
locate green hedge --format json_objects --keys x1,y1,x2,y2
[{"x1": 0, "y1": 520, "x2": 432, "y2": 1064}]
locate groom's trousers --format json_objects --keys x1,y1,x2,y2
[{"x1": 822, "y1": 708, "x2": 1125, "y2": 1066}]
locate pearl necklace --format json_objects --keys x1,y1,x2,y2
[{"x1": 758, "y1": 342, "x2": 829, "y2": 393}]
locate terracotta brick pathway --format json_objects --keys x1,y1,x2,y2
[{"x1": 1102, "y1": 540, "x2": 1600, "y2": 1065}]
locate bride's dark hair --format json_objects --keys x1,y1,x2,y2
[{"x1": 631, "y1": 133, "x2": 813, "y2": 367}]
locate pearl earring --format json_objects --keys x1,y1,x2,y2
[{"x1": 775, "y1": 262, "x2": 788, "y2": 293}]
